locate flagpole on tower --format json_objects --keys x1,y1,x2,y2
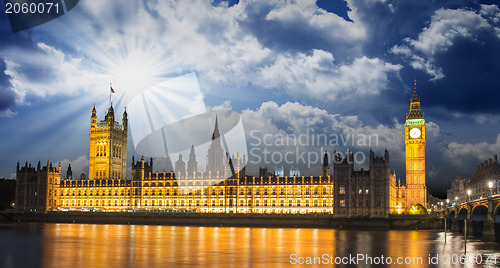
[{"x1": 109, "y1": 83, "x2": 115, "y2": 106}]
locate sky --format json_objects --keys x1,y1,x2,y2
[{"x1": 1, "y1": 0, "x2": 500, "y2": 198}]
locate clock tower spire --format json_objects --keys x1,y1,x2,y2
[{"x1": 405, "y1": 79, "x2": 427, "y2": 211}]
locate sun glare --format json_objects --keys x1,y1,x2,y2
[{"x1": 107, "y1": 49, "x2": 168, "y2": 103}]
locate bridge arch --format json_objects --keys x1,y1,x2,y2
[
  {"x1": 447, "y1": 210, "x2": 456, "y2": 231},
  {"x1": 458, "y1": 207, "x2": 468, "y2": 233},
  {"x1": 471, "y1": 205, "x2": 488, "y2": 238}
]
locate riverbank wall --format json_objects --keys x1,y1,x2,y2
[{"x1": 0, "y1": 211, "x2": 442, "y2": 229}]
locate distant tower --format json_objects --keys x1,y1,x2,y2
[
  {"x1": 66, "y1": 164, "x2": 73, "y2": 180},
  {"x1": 322, "y1": 151, "x2": 330, "y2": 177},
  {"x1": 175, "y1": 153, "x2": 186, "y2": 178},
  {"x1": 206, "y1": 116, "x2": 225, "y2": 177},
  {"x1": 187, "y1": 145, "x2": 198, "y2": 175},
  {"x1": 88, "y1": 104, "x2": 128, "y2": 180},
  {"x1": 405, "y1": 80, "x2": 427, "y2": 209}
]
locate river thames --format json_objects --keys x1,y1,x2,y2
[{"x1": 0, "y1": 223, "x2": 499, "y2": 267}]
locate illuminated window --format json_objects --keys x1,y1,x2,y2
[
  {"x1": 340, "y1": 199, "x2": 345, "y2": 207},
  {"x1": 339, "y1": 185, "x2": 345, "y2": 195}
]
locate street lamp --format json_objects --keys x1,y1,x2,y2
[
  {"x1": 446, "y1": 199, "x2": 449, "y2": 207},
  {"x1": 467, "y1": 189, "x2": 471, "y2": 202},
  {"x1": 455, "y1": 196, "x2": 458, "y2": 205},
  {"x1": 488, "y1": 181, "x2": 493, "y2": 196}
]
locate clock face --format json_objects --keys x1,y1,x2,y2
[{"x1": 410, "y1": 128, "x2": 421, "y2": 139}]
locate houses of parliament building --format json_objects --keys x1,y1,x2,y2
[{"x1": 15, "y1": 83, "x2": 427, "y2": 216}]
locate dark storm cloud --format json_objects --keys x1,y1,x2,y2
[
  {"x1": 351, "y1": 0, "x2": 482, "y2": 57},
  {"x1": 425, "y1": 35, "x2": 500, "y2": 114},
  {"x1": 237, "y1": 1, "x2": 361, "y2": 62},
  {"x1": 350, "y1": 0, "x2": 500, "y2": 115}
]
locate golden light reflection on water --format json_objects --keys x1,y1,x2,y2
[{"x1": 18, "y1": 224, "x2": 495, "y2": 267}]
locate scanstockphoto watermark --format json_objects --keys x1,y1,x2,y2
[{"x1": 248, "y1": 129, "x2": 379, "y2": 167}]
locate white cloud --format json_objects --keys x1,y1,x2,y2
[
  {"x1": 391, "y1": 7, "x2": 499, "y2": 80},
  {"x1": 0, "y1": 108, "x2": 16, "y2": 118},
  {"x1": 1, "y1": 0, "x2": 402, "y2": 112},
  {"x1": 409, "y1": 55, "x2": 444, "y2": 81},
  {"x1": 212, "y1": 100, "x2": 233, "y2": 111},
  {"x1": 258, "y1": 52, "x2": 402, "y2": 101},
  {"x1": 443, "y1": 134, "x2": 500, "y2": 167},
  {"x1": 242, "y1": 101, "x2": 407, "y2": 165},
  {"x1": 3, "y1": 42, "x2": 106, "y2": 105},
  {"x1": 59, "y1": 155, "x2": 89, "y2": 179},
  {"x1": 265, "y1": 0, "x2": 366, "y2": 43},
  {"x1": 410, "y1": 8, "x2": 490, "y2": 56}
]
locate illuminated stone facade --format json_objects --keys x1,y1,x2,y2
[
  {"x1": 89, "y1": 104, "x2": 127, "y2": 181},
  {"x1": 404, "y1": 82, "x2": 427, "y2": 209},
  {"x1": 16, "y1": 91, "x2": 426, "y2": 215},
  {"x1": 16, "y1": 104, "x2": 333, "y2": 214}
]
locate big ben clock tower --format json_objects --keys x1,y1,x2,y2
[{"x1": 405, "y1": 80, "x2": 427, "y2": 210}]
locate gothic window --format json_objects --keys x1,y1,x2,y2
[{"x1": 339, "y1": 185, "x2": 345, "y2": 195}]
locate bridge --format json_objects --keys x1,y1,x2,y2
[{"x1": 439, "y1": 194, "x2": 500, "y2": 242}]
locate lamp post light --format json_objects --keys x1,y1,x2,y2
[
  {"x1": 488, "y1": 181, "x2": 493, "y2": 197},
  {"x1": 467, "y1": 189, "x2": 471, "y2": 202},
  {"x1": 455, "y1": 196, "x2": 458, "y2": 205},
  {"x1": 446, "y1": 199, "x2": 449, "y2": 208}
]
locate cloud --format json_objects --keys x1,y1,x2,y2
[
  {"x1": 258, "y1": 51, "x2": 402, "y2": 101},
  {"x1": 443, "y1": 134, "x2": 500, "y2": 168},
  {"x1": 211, "y1": 100, "x2": 233, "y2": 111},
  {"x1": 241, "y1": 101, "x2": 407, "y2": 170},
  {"x1": 2, "y1": 42, "x2": 107, "y2": 106},
  {"x1": 59, "y1": 155, "x2": 89, "y2": 179},
  {"x1": 411, "y1": 9, "x2": 491, "y2": 56},
  {"x1": 0, "y1": 0, "x2": 403, "y2": 114},
  {"x1": 391, "y1": 7, "x2": 499, "y2": 80},
  {"x1": 265, "y1": 0, "x2": 366, "y2": 44}
]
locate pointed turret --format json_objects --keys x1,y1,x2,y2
[
  {"x1": 66, "y1": 164, "x2": 73, "y2": 179},
  {"x1": 106, "y1": 103, "x2": 115, "y2": 126},
  {"x1": 406, "y1": 79, "x2": 424, "y2": 120},
  {"x1": 212, "y1": 115, "x2": 220, "y2": 140},
  {"x1": 122, "y1": 107, "x2": 128, "y2": 130},
  {"x1": 91, "y1": 104, "x2": 97, "y2": 128},
  {"x1": 187, "y1": 144, "x2": 198, "y2": 174}
]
